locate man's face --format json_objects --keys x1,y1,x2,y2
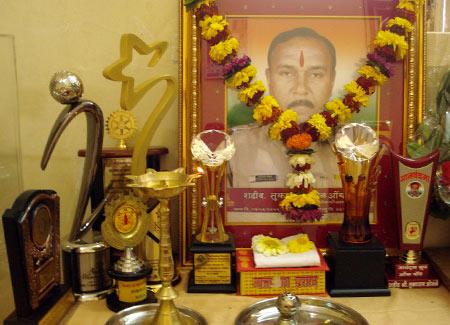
[{"x1": 266, "y1": 36, "x2": 335, "y2": 122}]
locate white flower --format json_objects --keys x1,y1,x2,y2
[
  {"x1": 286, "y1": 172, "x2": 316, "y2": 189},
  {"x1": 288, "y1": 154, "x2": 314, "y2": 168}
]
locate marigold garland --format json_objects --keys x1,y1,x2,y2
[{"x1": 186, "y1": 0, "x2": 422, "y2": 222}]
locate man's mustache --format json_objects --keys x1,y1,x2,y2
[{"x1": 287, "y1": 99, "x2": 314, "y2": 109}]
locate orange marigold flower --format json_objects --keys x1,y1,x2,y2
[{"x1": 286, "y1": 133, "x2": 312, "y2": 150}]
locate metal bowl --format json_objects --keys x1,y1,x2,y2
[
  {"x1": 235, "y1": 296, "x2": 369, "y2": 325},
  {"x1": 106, "y1": 303, "x2": 207, "y2": 325}
]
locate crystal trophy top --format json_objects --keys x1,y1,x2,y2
[
  {"x1": 335, "y1": 123, "x2": 379, "y2": 161},
  {"x1": 191, "y1": 129, "x2": 236, "y2": 167}
]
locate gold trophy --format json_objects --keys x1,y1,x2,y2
[
  {"x1": 327, "y1": 123, "x2": 390, "y2": 297},
  {"x1": 126, "y1": 168, "x2": 205, "y2": 324},
  {"x1": 101, "y1": 194, "x2": 156, "y2": 311},
  {"x1": 188, "y1": 129, "x2": 237, "y2": 293}
]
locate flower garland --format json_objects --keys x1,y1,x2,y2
[{"x1": 185, "y1": 0, "x2": 421, "y2": 222}]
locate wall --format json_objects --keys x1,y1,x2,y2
[{"x1": 0, "y1": 0, "x2": 179, "y2": 320}]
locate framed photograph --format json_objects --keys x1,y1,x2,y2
[{"x1": 179, "y1": 0, "x2": 425, "y2": 265}]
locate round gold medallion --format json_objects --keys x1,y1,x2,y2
[
  {"x1": 102, "y1": 194, "x2": 151, "y2": 250},
  {"x1": 113, "y1": 203, "x2": 138, "y2": 234},
  {"x1": 106, "y1": 110, "x2": 137, "y2": 148}
]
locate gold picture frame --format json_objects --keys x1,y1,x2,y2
[{"x1": 178, "y1": 0, "x2": 425, "y2": 266}]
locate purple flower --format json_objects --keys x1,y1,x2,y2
[
  {"x1": 283, "y1": 206, "x2": 322, "y2": 222},
  {"x1": 367, "y1": 52, "x2": 394, "y2": 78},
  {"x1": 223, "y1": 55, "x2": 251, "y2": 79}
]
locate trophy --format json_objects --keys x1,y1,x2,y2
[
  {"x1": 188, "y1": 129, "x2": 237, "y2": 293},
  {"x1": 388, "y1": 150, "x2": 440, "y2": 288},
  {"x1": 2, "y1": 190, "x2": 73, "y2": 324},
  {"x1": 127, "y1": 168, "x2": 205, "y2": 324},
  {"x1": 41, "y1": 71, "x2": 112, "y2": 300},
  {"x1": 327, "y1": 123, "x2": 390, "y2": 296},
  {"x1": 101, "y1": 194, "x2": 156, "y2": 311}
]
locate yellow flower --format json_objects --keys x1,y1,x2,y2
[
  {"x1": 279, "y1": 190, "x2": 320, "y2": 209},
  {"x1": 344, "y1": 81, "x2": 369, "y2": 107},
  {"x1": 325, "y1": 98, "x2": 352, "y2": 123},
  {"x1": 287, "y1": 234, "x2": 315, "y2": 253},
  {"x1": 226, "y1": 65, "x2": 257, "y2": 88},
  {"x1": 209, "y1": 37, "x2": 239, "y2": 64},
  {"x1": 358, "y1": 65, "x2": 387, "y2": 85},
  {"x1": 199, "y1": 15, "x2": 228, "y2": 40},
  {"x1": 252, "y1": 235, "x2": 288, "y2": 256},
  {"x1": 397, "y1": 0, "x2": 416, "y2": 12},
  {"x1": 307, "y1": 113, "x2": 332, "y2": 141},
  {"x1": 239, "y1": 80, "x2": 266, "y2": 103},
  {"x1": 269, "y1": 109, "x2": 298, "y2": 140},
  {"x1": 374, "y1": 30, "x2": 408, "y2": 60},
  {"x1": 253, "y1": 95, "x2": 279, "y2": 124},
  {"x1": 386, "y1": 17, "x2": 413, "y2": 33}
]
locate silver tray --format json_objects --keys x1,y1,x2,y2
[
  {"x1": 235, "y1": 296, "x2": 369, "y2": 325},
  {"x1": 106, "y1": 303, "x2": 207, "y2": 325}
]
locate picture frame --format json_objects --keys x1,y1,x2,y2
[{"x1": 179, "y1": 0, "x2": 425, "y2": 265}]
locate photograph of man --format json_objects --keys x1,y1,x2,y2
[
  {"x1": 229, "y1": 27, "x2": 340, "y2": 189},
  {"x1": 406, "y1": 181, "x2": 424, "y2": 198}
]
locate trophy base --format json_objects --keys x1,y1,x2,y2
[
  {"x1": 187, "y1": 236, "x2": 236, "y2": 293},
  {"x1": 326, "y1": 232, "x2": 390, "y2": 297},
  {"x1": 4, "y1": 286, "x2": 73, "y2": 325},
  {"x1": 106, "y1": 289, "x2": 157, "y2": 312},
  {"x1": 386, "y1": 255, "x2": 440, "y2": 289}
]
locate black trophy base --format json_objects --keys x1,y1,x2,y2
[
  {"x1": 4, "y1": 285, "x2": 71, "y2": 325},
  {"x1": 187, "y1": 236, "x2": 236, "y2": 293},
  {"x1": 326, "y1": 232, "x2": 390, "y2": 297},
  {"x1": 106, "y1": 290, "x2": 156, "y2": 313}
]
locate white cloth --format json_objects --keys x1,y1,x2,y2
[{"x1": 253, "y1": 235, "x2": 321, "y2": 268}]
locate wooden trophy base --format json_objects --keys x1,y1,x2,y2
[
  {"x1": 4, "y1": 286, "x2": 73, "y2": 325},
  {"x1": 326, "y1": 232, "x2": 390, "y2": 297},
  {"x1": 386, "y1": 255, "x2": 440, "y2": 289},
  {"x1": 187, "y1": 235, "x2": 236, "y2": 293}
]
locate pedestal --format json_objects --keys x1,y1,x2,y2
[
  {"x1": 326, "y1": 232, "x2": 390, "y2": 297},
  {"x1": 188, "y1": 236, "x2": 236, "y2": 293},
  {"x1": 386, "y1": 255, "x2": 440, "y2": 289}
]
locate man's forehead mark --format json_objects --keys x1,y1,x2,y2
[{"x1": 299, "y1": 50, "x2": 304, "y2": 68}]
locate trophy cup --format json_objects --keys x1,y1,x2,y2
[
  {"x1": 188, "y1": 129, "x2": 237, "y2": 293},
  {"x1": 388, "y1": 150, "x2": 440, "y2": 288},
  {"x1": 41, "y1": 71, "x2": 112, "y2": 300},
  {"x1": 126, "y1": 168, "x2": 205, "y2": 324},
  {"x1": 327, "y1": 123, "x2": 390, "y2": 296}
]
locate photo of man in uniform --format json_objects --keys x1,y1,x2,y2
[{"x1": 228, "y1": 27, "x2": 340, "y2": 189}]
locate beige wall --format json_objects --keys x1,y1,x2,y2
[{"x1": 0, "y1": 0, "x2": 179, "y2": 320}]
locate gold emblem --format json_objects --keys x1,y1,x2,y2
[
  {"x1": 102, "y1": 193, "x2": 150, "y2": 250},
  {"x1": 106, "y1": 110, "x2": 137, "y2": 149}
]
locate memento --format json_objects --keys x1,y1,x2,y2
[
  {"x1": 42, "y1": 71, "x2": 112, "y2": 299},
  {"x1": 388, "y1": 150, "x2": 440, "y2": 288},
  {"x1": 101, "y1": 194, "x2": 156, "y2": 311},
  {"x1": 2, "y1": 190, "x2": 72, "y2": 324},
  {"x1": 188, "y1": 129, "x2": 237, "y2": 293},
  {"x1": 327, "y1": 123, "x2": 390, "y2": 296}
]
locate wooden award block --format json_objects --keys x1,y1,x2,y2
[
  {"x1": 2, "y1": 190, "x2": 72, "y2": 324},
  {"x1": 187, "y1": 235, "x2": 236, "y2": 293},
  {"x1": 326, "y1": 232, "x2": 390, "y2": 297}
]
